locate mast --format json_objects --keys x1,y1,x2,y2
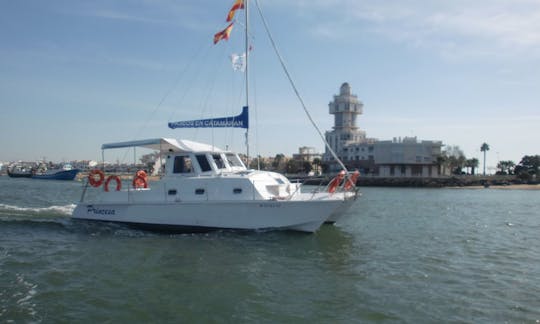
[{"x1": 244, "y1": 0, "x2": 250, "y2": 165}]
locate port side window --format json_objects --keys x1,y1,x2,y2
[
  {"x1": 226, "y1": 153, "x2": 244, "y2": 168},
  {"x1": 196, "y1": 155, "x2": 212, "y2": 172},
  {"x1": 173, "y1": 156, "x2": 193, "y2": 174},
  {"x1": 212, "y1": 154, "x2": 226, "y2": 169}
]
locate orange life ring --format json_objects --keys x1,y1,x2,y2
[
  {"x1": 132, "y1": 175, "x2": 148, "y2": 189},
  {"x1": 104, "y1": 175, "x2": 122, "y2": 192},
  {"x1": 136, "y1": 170, "x2": 147, "y2": 178},
  {"x1": 344, "y1": 170, "x2": 360, "y2": 191},
  {"x1": 88, "y1": 169, "x2": 105, "y2": 187},
  {"x1": 328, "y1": 170, "x2": 346, "y2": 193}
]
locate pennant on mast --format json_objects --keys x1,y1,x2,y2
[
  {"x1": 213, "y1": 0, "x2": 245, "y2": 44},
  {"x1": 226, "y1": 0, "x2": 244, "y2": 22},
  {"x1": 213, "y1": 22, "x2": 234, "y2": 44},
  {"x1": 231, "y1": 53, "x2": 246, "y2": 72}
]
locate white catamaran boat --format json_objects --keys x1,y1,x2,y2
[
  {"x1": 72, "y1": 0, "x2": 360, "y2": 233},
  {"x1": 72, "y1": 138, "x2": 357, "y2": 232}
]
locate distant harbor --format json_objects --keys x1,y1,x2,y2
[
  {"x1": 294, "y1": 174, "x2": 539, "y2": 189},
  {"x1": 2, "y1": 157, "x2": 537, "y2": 189}
]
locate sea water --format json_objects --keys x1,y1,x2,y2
[{"x1": 0, "y1": 176, "x2": 539, "y2": 323}]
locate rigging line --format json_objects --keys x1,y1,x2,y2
[
  {"x1": 225, "y1": 68, "x2": 245, "y2": 154},
  {"x1": 118, "y1": 41, "x2": 211, "y2": 164},
  {"x1": 253, "y1": 64, "x2": 261, "y2": 170},
  {"x1": 254, "y1": 0, "x2": 348, "y2": 173},
  {"x1": 191, "y1": 43, "x2": 224, "y2": 140},
  {"x1": 195, "y1": 42, "x2": 229, "y2": 144},
  {"x1": 168, "y1": 42, "x2": 215, "y2": 122}
]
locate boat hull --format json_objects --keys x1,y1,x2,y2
[
  {"x1": 72, "y1": 199, "x2": 343, "y2": 233},
  {"x1": 7, "y1": 170, "x2": 33, "y2": 178},
  {"x1": 325, "y1": 193, "x2": 359, "y2": 224},
  {"x1": 32, "y1": 169, "x2": 80, "y2": 180}
]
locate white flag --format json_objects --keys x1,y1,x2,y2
[{"x1": 230, "y1": 53, "x2": 246, "y2": 72}]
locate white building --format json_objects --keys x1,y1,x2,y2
[
  {"x1": 375, "y1": 137, "x2": 442, "y2": 177},
  {"x1": 323, "y1": 83, "x2": 443, "y2": 177},
  {"x1": 292, "y1": 146, "x2": 321, "y2": 162}
]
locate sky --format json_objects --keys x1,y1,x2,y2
[{"x1": 1, "y1": 0, "x2": 539, "y2": 171}]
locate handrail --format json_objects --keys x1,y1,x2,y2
[{"x1": 79, "y1": 179, "x2": 90, "y2": 203}]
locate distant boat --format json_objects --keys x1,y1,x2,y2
[
  {"x1": 7, "y1": 163, "x2": 34, "y2": 178},
  {"x1": 32, "y1": 163, "x2": 80, "y2": 180}
]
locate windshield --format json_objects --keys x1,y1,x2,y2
[{"x1": 226, "y1": 153, "x2": 245, "y2": 168}]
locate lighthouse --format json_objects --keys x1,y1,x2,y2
[{"x1": 325, "y1": 83, "x2": 367, "y2": 160}]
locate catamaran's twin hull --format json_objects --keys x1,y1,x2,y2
[{"x1": 72, "y1": 199, "x2": 352, "y2": 233}]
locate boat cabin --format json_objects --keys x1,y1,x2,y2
[
  {"x1": 166, "y1": 151, "x2": 246, "y2": 177},
  {"x1": 96, "y1": 137, "x2": 299, "y2": 202}
]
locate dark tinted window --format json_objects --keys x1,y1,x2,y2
[
  {"x1": 196, "y1": 154, "x2": 212, "y2": 172},
  {"x1": 213, "y1": 154, "x2": 225, "y2": 169},
  {"x1": 173, "y1": 156, "x2": 193, "y2": 174}
]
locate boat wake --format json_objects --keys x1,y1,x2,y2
[
  {"x1": 0, "y1": 203, "x2": 75, "y2": 230},
  {"x1": 0, "y1": 203, "x2": 143, "y2": 236},
  {"x1": 0, "y1": 203, "x2": 75, "y2": 217}
]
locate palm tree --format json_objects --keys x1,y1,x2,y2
[
  {"x1": 480, "y1": 143, "x2": 490, "y2": 176},
  {"x1": 496, "y1": 160, "x2": 515, "y2": 175},
  {"x1": 436, "y1": 154, "x2": 448, "y2": 176},
  {"x1": 469, "y1": 158, "x2": 479, "y2": 175}
]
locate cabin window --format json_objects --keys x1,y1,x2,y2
[
  {"x1": 173, "y1": 156, "x2": 193, "y2": 174},
  {"x1": 168, "y1": 189, "x2": 177, "y2": 195},
  {"x1": 195, "y1": 188, "x2": 205, "y2": 195},
  {"x1": 212, "y1": 154, "x2": 226, "y2": 169},
  {"x1": 226, "y1": 153, "x2": 244, "y2": 168},
  {"x1": 196, "y1": 155, "x2": 212, "y2": 172},
  {"x1": 233, "y1": 188, "x2": 242, "y2": 194}
]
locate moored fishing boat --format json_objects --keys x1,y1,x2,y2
[
  {"x1": 7, "y1": 163, "x2": 34, "y2": 178},
  {"x1": 32, "y1": 164, "x2": 80, "y2": 180}
]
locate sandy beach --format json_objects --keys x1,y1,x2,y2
[{"x1": 447, "y1": 184, "x2": 540, "y2": 190}]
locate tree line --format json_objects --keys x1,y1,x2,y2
[{"x1": 438, "y1": 143, "x2": 539, "y2": 181}]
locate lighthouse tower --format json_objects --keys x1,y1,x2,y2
[{"x1": 324, "y1": 83, "x2": 366, "y2": 161}]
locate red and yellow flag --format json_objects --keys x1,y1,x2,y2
[
  {"x1": 226, "y1": 0, "x2": 244, "y2": 22},
  {"x1": 213, "y1": 22, "x2": 234, "y2": 44}
]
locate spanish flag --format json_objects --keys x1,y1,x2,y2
[
  {"x1": 226, "y1": 0, "x2": 244, "y2": 22},
  {"x1": 213, "y1": 22, "x2": 234, "y2": 44}
]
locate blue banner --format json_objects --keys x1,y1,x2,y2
[{"x1": 168, "y1": 106, "x2": 249, "y2": 129}]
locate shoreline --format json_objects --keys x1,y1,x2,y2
[
  {"x1": 446, "y1": 184, "x2": 540, "y2": 190},
  {"x1": 0, "y1": 172, "x2": 531, "y2": 190}
]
